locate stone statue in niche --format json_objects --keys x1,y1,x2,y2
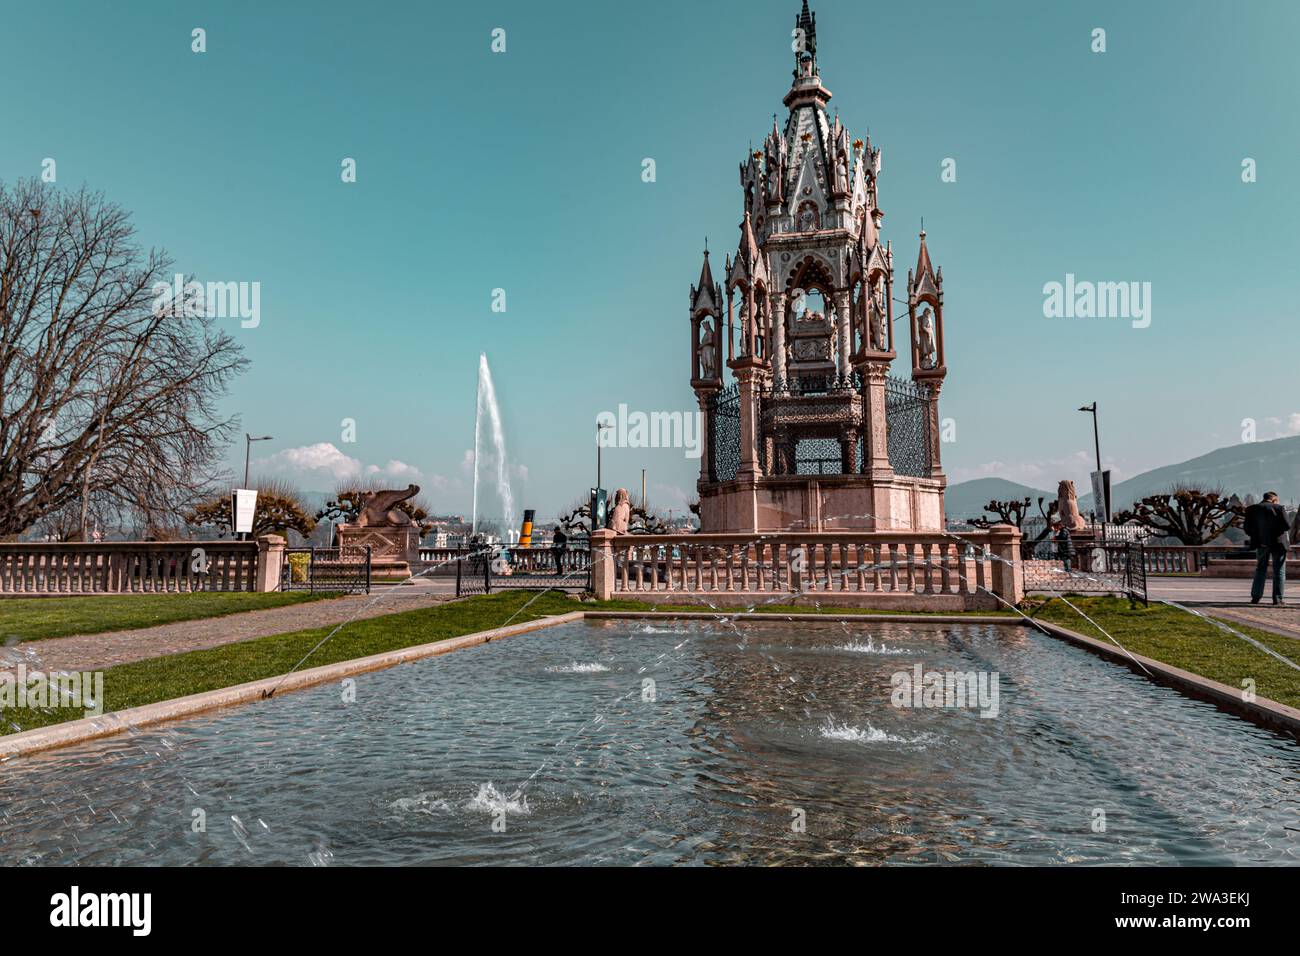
[
  {"x1": 608, "y1": 488, "x2": 632, "y2": 533},
  {"x1": 870, "y1": 288, "x2": 888, "y2": 352},
  {"x1": 798, "y1": 203, "x2": 818, "y2": 232},
  {"x1": 699, "y1": 319, "x2": 717, "y2": 380},
  {"x1": 917, "y1": 308, "x2": 938, "y2": 369}
]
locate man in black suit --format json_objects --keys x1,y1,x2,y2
[{"x1": 1243, "y1": 492, "x2": 1291, "y2": 605}]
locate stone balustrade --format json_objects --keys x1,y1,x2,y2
[
  {"x1": 589, "y1": 526, "x2": 1022, "y2": 610},
  {"x1": 1141, "y1": 544, "x2": 1300, "y2": 576},
  {"x1": 0, "y1": 539, "x2": 274, "y2": 594}
]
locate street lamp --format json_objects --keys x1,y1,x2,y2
[
  {"x1": 1077, "y1": 404, "x2": 1105, "y2": 522},
  {"x1": 1077, "y1": 403, "x2": 1101, "y2": 474},
  {"x1": 243, "y1": 434, "x2": 273, "y2": 489},
  {"x1": 596, "y1": 421, "x2": 612, "y2": 490}
]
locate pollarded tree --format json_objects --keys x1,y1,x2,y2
[
  {"x1": 0, "y1": 179, "x2": 246, "y2": 537},
  {"x1": 1114, "y1": 488, "x2": 1242, "y2": 545},
  {"x1": 967, "y1": 496, "x2": 1059, "y2": 555},
  {"x1": 185, "y1": 479, "x2": 316, "y2": 539},
  {"x1": 557, "y1": 494, "x2": 668, "y2": 535}
]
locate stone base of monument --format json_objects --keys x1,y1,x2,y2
[
  {"x1": 697, "y1": 474, "x2": 945, "y2": 533},
  {"x1": 335, "y1": 524, "x2": 419, "y2": 580},
  {"x1": 623, "y1": 589, "x2": 994, "y2": 612}
]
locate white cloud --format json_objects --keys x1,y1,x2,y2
[
  {"x1": 258, "y1": 442, "x2": 362, "y2": 481},
  {"x1": 257, "y1": 444, "x2": 423, "y2": 484}
]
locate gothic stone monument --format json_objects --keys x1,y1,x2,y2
[
  {"x1": 689, "y1": 2, "x2": 949, "y2": 533},
  {"x1": 335, "y1": 484, "x2": 421, "y2": 577}
]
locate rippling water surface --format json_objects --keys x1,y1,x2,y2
[{"x1": 1, "y1": 619, "x2": 1297, "y2": 865}]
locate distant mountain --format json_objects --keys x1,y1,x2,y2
[
  {"x1": 944, "y1": 477, "x2": 1055, "y2": 523},
  {"x1": 1080, "y1": 435, "x2": 1300, "y2": 513}
]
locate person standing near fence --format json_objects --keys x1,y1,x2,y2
[
  {"x1": 1244, "y1": 491, "x2": 1290, "y2": 605},
  {"x1": 1053, "y1": 521, "x2": 1075, "y2": 574},
  {"x1": 551, "y1": 524, "x2": 568, "y2": 575}
]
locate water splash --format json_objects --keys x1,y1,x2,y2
[
  {"x1": 546, "y1": 662, "x2": 612, "y2": 673},
  {"x1": 819, "y1": 718, "x2": 936, "y2": 747},
  {"x1": 836, "y1": 638, "x2": 906, "y2": 655},
  {"x1": 467, "y1": 782, "x2": 531, "y2": 816},
  {"x1": 471, "y1": 352, "x2": 515, "y2": 535},
  {"x1": 819, "y1": 718, "x2": 903, "y2": 743}
]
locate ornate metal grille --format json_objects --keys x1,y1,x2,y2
[
  {"x1": 794, "y1": 437, "x2": 842, "y2": 475},
  {"x1": 884, "y1": 375, "x2": 932, "y2": 478},
  {"x1": 708, "y1": 383, "x2": 741, "y2": 482}
]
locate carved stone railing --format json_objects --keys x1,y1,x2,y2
[
  {"x1": 1141, "y1": 544, "x2": 1300, "y2": 576},
  {"x1": 589, "y1": 527, "x2": 1022, "y2": 609},
  {"x1": 0, "y1": 540, "x2": 270, "y2": 594}
]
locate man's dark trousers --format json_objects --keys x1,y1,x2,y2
[{"x1": 1251, "y1": 547, "x2": 1286, "y2": 603}]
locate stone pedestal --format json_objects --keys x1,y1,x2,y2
[
  {"x1": 336, "y1": 523, "x2": 419, "y2": 578},
  {"x1": 697, "y1": 473, "x2": 945, "y2": 533},
  {"x1": 255, "y1": 535, "x2": 286, "y2": 592}
]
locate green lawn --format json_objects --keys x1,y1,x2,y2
[
  {"x1": 1031, "y1": 596, "x2": 1300, "y2": 711},
  {"x1": 3, "y1": 590, "x2": 579, "y2": 735},
  {"x1": 0, "y1": 592, "x2": 339, "y2": 643}
]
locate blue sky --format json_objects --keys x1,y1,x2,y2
[{"x1": 4, "y1": 0, "x2": 1297, "y2": 522}]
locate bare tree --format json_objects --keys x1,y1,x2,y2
[
  {"x1": 185, "y1": 478, "x2": 316, "y2": 539},
  {"x1": 1115, "y1": 487, "x2": 1242, "y2": 545},
  {"x1": 0, "y1": 179, "x2": 246, "y2": 537},
  {"x1": 966, "y1": 497, "x2": 1059, "y2": 557}
]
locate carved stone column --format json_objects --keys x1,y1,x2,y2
[
  {"x1": 841, "y1": 425, "x2": 859, "y2": 474},
  {"x1": 695, "y1": 388, "x2": 716, "y2": 484},
  {"x1": 770, "y1": 292, "x2": 788, "y2": 387},
  {"x1": 862, "y1": 361, "x2": 893, "y2": 478},
  {"x1": 834, "y1": 289, "x2": 853, "y2": 384},
  {"x1": 734, "y1": 361, "x2": 764, "y2": 479},
  {"x1": 926, "y1": 379, "x2": 944, "y2": 479}
]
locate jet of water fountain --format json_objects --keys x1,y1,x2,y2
[{"x1": 471, "y1": 353, "x2": 515, "y2": 535}]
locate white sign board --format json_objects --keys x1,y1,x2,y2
[{"x1": 231, "y1": 489, "x2": 258, "y2": 535}]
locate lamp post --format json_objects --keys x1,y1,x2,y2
[
  {"x1": 243, "y1": 434, "x2": 273, "y2": 489},
  {"x1": 596, "y1": 421, "x2": 612, "y2": 490},
  {"x1": 1077, "y1": 403, "x2": 1101, "y2": 475},
  {"x1": 242, "y1": 434, "x2": 273, "y2": 541},
  {"x1": 1077, "y1": 404, "x2": 1104, "y2": 522}
]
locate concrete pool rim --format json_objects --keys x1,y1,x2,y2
[{"x1": 2, "y1": 609, "x2": 1297, "y2": 760}]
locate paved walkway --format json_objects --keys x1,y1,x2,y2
[
  {"x1": 1, "y1": 583, "x2": 457, "y2": 674},
  {"x1": 1147, "y1": 577, "x2": 1300, "y2": 642}
]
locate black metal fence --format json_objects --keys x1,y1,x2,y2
[
  {"x1": 709, "y1": 383, "x2": 742, "y2": 482},
  {"x1": 454, "y1": 547, "x2": 591, "y2": 596},
  {"x1": 282, "y1": 546, "x2": 371, "y2": 594},
  {"x1": 884, "y1": 376, "x2": 932, "y2": 478},
  {"x1": 1023, "y1": 539, "x2": 1147, "y2": 603},
  {"x1": 705, "y1": 373, "x2": 935, "y2": 481}
]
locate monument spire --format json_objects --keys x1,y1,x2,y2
[{"x1": 793, "y1": 0, "x2": 818, "y2": 78}]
